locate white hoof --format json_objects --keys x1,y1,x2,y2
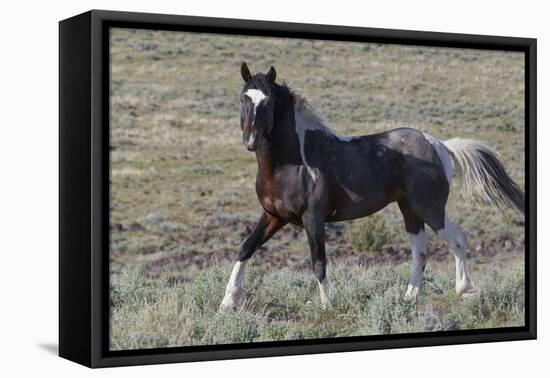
[
  {"x1": 320, "y1": 299, "x2": 332, "y2": 310},
  {"x1": 318, "y1": 278, "x2": 332, "y2": 309},
  {"x1": 404, "y1": 284, "x2": 420, "y2": 302},
  {"x1": 219, "y1": 288, "x2": 245, "y2": 311},
  {"x1": 456, "y1": 281, "x2": 474, "y2": 296}
]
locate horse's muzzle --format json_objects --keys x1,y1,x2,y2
[{"x1": 244, "y1": 130, "x2": 258, "y2": 151}]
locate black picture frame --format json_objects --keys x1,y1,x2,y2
[{"x1": 59, "y1": 9, "x2": 537, "y2": 368}]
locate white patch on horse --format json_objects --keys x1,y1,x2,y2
[
  {"x1": 423, "y1": 132, "x2": 453, "y2": 184},
  {"x1": 244, "y1": 88, "x2": 267, "y2": 119},
  {"x1": 294, "y1": 110, "x2": 321, "y2": 182},
  {"x1": 404, "y1": 229, "x2": 427, "y2": 300},
  {"x1": 317, "y1": 277, "x2": 332, "y2": 307},
  {"x1": 337, "y1": 135, "x2": 355, "y2": 142},
  {"x1": 292, "y1": 91, "x2": 352, "y2": 182},
  {"x1": 220, "y1": 260, "x2": 247, "y2": 309}
]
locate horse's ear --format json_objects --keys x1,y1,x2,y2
[
  {"x1": 267, "y1": 66, "x2": 277, "y2": 83},
  {"x1": 241, "y1": 62, "x2": 252, "y2": 83}
]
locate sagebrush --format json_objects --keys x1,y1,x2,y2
[
  {"x1": 110, "y1": 261, "x2": 525, "y2": 350},
  {"x1": 346, "y1": 214, "x2": 393, "y2": 253}
]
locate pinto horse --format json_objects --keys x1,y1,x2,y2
[{"x1": 220, "y1": 63, "x2": 524, "y2": 309}]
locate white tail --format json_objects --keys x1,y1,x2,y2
[{"x1": 443, "y1": 138, "x2": 524, "y2": 214}]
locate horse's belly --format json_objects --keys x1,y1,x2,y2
[
  {"x1": 326, "y1": 200, "x2": 391, "y2": 222},
  {"x1": 326, "y1": 179, "x2": 400, "y2": 222}
]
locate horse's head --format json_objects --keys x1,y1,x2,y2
[{"x1": 239, "y1": 62, "x2": 277, "y2": 151}]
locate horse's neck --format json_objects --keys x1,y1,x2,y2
[
  {"x1": 255, "y1": 100, "x2": 301, "y2": 176},
  {"x1": 255, "y1": 144, "x2": 276, "y2": 178}
]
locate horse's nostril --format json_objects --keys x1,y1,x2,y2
[{"x1": 246, "y1": 140, "x2": 256, "y2": 151}]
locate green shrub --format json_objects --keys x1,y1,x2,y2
[
  {"x1": 247, "y1": 268, "x2": 315, "y2": 320},
  {"x1": 462, "y1": 267, "x2": 525, "y2": 327},
  {"x1": 345, "y1": 214, "x2": 392, "y2": 253},
  {"x1": 184, "y1": 265, "x2": 227, "y2": 316},
  {"x1": 358, "y1": 266, "x2": 418, "y2": 334},
  {"x1": 110, "y1": 262, "x2": 166, "y2": 311},
  {"x1": 258, "y1": 321, "x2": 298, "y2": 341},
  {"x1": 200, "y1": 310, "x2": 264, "y2": 344}
]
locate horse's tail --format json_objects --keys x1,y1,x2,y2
[{"x1": 442, "y1": 138, "x2": 525, "y2": 214}]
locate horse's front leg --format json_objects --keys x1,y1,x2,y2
[
  {"x1": 303, "y1": 211, "x2": 331, "y2": 308},
  {"x1": 220, "y1": 211, "x2": 286, "y2": 310}
]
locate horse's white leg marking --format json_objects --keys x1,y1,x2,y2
[
  {"x1": 317, "y1": 277, "x2": 332, "y2": 308},
  {"x1": 220, "y1": 260, "x2": 247, "y2": 309},
  {"x1": 294, "y1": 110, "x2": 319, "y2": 182},
  {"x1": 438, "y1": 217, "x2": 473, "y2": 295},
  {"x1": 423, "y1": 132, "x2": 452, "y2": 184},
  {"x1": 404, "y1": 229, "x2": 427, "y2": 300}
]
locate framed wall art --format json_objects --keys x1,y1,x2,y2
[{"x1": 59, "y1": 9, "x2": 537, "y2": 368}]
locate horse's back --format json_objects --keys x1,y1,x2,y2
[
  {"x1": 336, "y1": 127, "x2": 434, "y2": 173},
  {"x1": 326, "y1": 127, "x2": 449, "y2": 223}
]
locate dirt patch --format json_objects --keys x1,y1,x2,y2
[{"x1": 132, "y1": 211, "x2": 524, "y2": 280}]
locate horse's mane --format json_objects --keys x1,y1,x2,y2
[{"x1": 284, "y1": 83, "x2": 338, "y2": 138}]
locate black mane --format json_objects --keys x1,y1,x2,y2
[{"x1": 243, "y1": 74, "x2": 294, "y2": 106}]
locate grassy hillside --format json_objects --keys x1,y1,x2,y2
[{"x1": 109, "y1": 28, "x2": 526, "y2": 350}]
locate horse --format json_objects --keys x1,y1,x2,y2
[{"x1": 220, "y1": 62, "x2": 525, "y2": 309}]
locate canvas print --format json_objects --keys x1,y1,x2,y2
[{"x1": 108, "y1": 27, "x2": 526, "y2": 351}]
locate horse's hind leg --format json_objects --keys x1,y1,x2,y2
[
  {"x1": 436, "y1": 216, "x2": 473, "y2": 296},
  {"x1": 398, "y1": 200, "x2": 428, "y2": 301},
  {"x1": 220, "y1": 211, "x2": 286, "y2": 310},
  {"x1": 302, "y1": 210, "x2": 331, "y2": 308},
  {"x1": 405, "y1": 200, "x2": 473, "y2": 296}
]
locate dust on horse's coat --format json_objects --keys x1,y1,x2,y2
[{"x1": 220, "y1": 63, "x2": 525, "y2": 309}]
